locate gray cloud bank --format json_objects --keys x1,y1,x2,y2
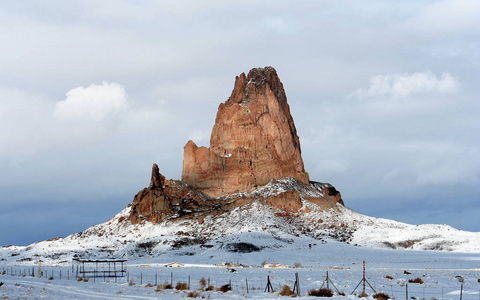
[{"x1": 1, "y1": 0, "x2": 479, "y2": 245}]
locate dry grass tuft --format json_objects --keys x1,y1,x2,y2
[
  {"x1": 176, "y1": 282, "x2": 188, "y2": 290},
  {"x1": 217, "y1": 284, "x2": 231, "y2": 293},
  {"x1": 408, "y1": 277, "x2": 424, "y2": 284},
  {"x1": 163, "y1": 283, "x2": 173, "y2": 289},
  {"x1": 145, "y1": 283, "x2": 154, "y2": 287},
  {"x1": 187, "y1": 291, "x2": 200, "y2": 298},
  {"x1": 358, "y1": 291, "x2": 369, "y2": 297},
  {"x1": 279, "y1": 284, "x2": 296, "y2": 296},
  {"x1": 199, "y1": 277, "x2": 207, "y2": 290},
  {"x1": 48, "y1": 276, "x2": 54, "y2": 280},
  {"x1": 385, "y1": 275, "x2": 394, "y2": 280},
  {"x1": 129, "y1": 280, "x2": 135, "y2": 286},
  {"x1": 373, "y1": 292, "x2": 391, "y2": 300},
  {"x1": 308, "y1": 288, "x2": 333, "y2": 297}
]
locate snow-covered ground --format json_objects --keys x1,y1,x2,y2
[{"x1": 2, "y1": 236, "x2": 480, "y2": 299}]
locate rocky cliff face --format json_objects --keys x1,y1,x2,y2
[{"x1": 182, "y1": 67, "x2": 309, "y2": 197}]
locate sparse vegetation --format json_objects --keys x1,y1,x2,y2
[
  {"x1": 48, "y1": 276, "x2": 54, "y2": 280},
  {"x1": 409, "y1": 277, "x2": 424, "y2": 284},
  {"x1": 358, "y1": 291, "x2": 369, "y2": 297},
  {"x1": 162, "y1": 282, "x2": 173, "y2": 289},
  {"x1": 385, "y1": 275, "x2": 393, "y2": 280},
  {"x1": 293, "y1": 262, "x2": 302, "y2": 268},
  {"x1": 225, "y1": 242, "x2": 260, "y2": 253},
  {"x1": 217, "y1": 284, "x2": 231, "y2": 293},
  {"x1": 206, "y1": 285, "x2": 214, "y2": 291},
  {"x1": 373, "y1": 292, "x2": 391, "y2": 300},
  {"x1": 129, "y1": 279, "x2": 135, "y2": 286},
  {"x1": 308, "y1": 288, "x2": 333, "y2": 297},
  {"x1": 175, "y1": 281, "x2": 188, "y2": 290},
  {"x1": 187, "y1": 291, "x2": 200, "y2": 298},
  {"x1": 279, "y1": 284, "x2": 296, "y2": 296},
  {"x1": 199, "y1": 277, "x2": 207, "y2": 290},
  {"x1": 145, "y1": 283, "x2": 153, "y2": 287}
]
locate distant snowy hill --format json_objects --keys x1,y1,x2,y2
[{"x1": 2, "y1": 178, "x2": 480, "y2": 266}]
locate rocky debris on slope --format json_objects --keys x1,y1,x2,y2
[
  {"x1": 128, "y1": 163, "x2": 343, "y2": 224},
  {"x1": 182, "y1": 66, "x2": 309, "y2": 197}
]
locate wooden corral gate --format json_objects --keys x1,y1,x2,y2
[{"x1": 73, "y1": 258, "x2": 127, "y2": 278}]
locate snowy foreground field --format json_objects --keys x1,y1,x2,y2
[{"x1": 2, "y1": 238, "x2": 480, "y2": 300}]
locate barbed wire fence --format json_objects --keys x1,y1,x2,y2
[{"x1": 2, "y1": 266, "x2": 480, "y2": 299}]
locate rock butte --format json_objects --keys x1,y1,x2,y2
[
  {"x1": 128, "y1": 67, "x2": 343, "y2": 225},
  {"x1": 182, "y1": 66, "x2": 309, "y2": 197}
]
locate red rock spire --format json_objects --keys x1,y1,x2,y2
[{"x1": 182, "y1": 67, "x2": 309, "y2": 197}]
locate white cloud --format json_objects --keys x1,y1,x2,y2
[
  {"x1": 351, "y1": 71, "x2": 460, "y2": 98},
  {"x1": 54, "y1": 82, "x2": 129, "y2": 122}
]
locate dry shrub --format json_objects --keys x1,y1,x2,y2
[
  {"x1": 1, "y1": 270, "x2": 6, "y2": 275},
  {"x1": 294, "y1": 262, "x2": 302, "y2": 268},
  {"x1": 48, "y1": 276, "x2": 54, "y2": 280},
  {"x1": 129, "y1": 280, "x2": 135, "y2": 286},
  {"x1": 163, "y1": 282, "x2": 173, "y2": 289},
  {"x1": 308, "y1": 288, "x2": 333, "y2": 297},
  {"x1": 176, "y1": 281, "x2": 188, "y2": 290},
  {"x1": 358, "y1": 291, "x2": 369, "y2": 297},
  {"x1": 82, "y1": 277, "x2": 89, "y2": 282},
  {"x1": 199, "y1": 277, "x2": 207, "y2": 290},
  {"x1": 77, "y1": 277, "x2": 83, "y2": 282},
  {"x1": 154, "y1": 285, "x2": 162, "y2": 292},
  {"x1": 217, "y1": 284, "x2": 231, "y2": 293},
  {"x1": 145, "y1": 283, "x2": 154, "y2": 287},
  {"x1": 373, "y1": 292, "x2": 391, "y2": 300},
  {"x1": 279, "y1": 284, "x2": 296, "y2": 296},
  {"x1": 206, "y1": 285, "x2": 214, "y2": 291},
  {"x1": 187, "y1": 291, "x2": 200, "y2": 298},
  {"x1": 408, "y1": 277, "x2": 424, "y2": 284},
  {"x1": 338, "y1": 292, "x2": 346, "y2": 296},
  {"x1": 385, "y1": 275, "x2": 394, "y2": 280}
]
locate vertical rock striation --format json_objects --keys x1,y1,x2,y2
[{"x1": 182, "y1": 67, "x2": 309, "y2": 197}]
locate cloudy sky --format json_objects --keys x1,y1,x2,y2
[{"x1": 1, "y1": 0, "x2": 479, "y2": 246}]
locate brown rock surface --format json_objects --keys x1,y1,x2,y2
[{"x1": 182, "y1": 67, "x2": 309, "y2": 197}]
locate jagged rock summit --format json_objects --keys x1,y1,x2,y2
[
  {"x1": 182, "y1": 66, "x2": 309, "y2": 197},
  {"x1": 127, "y1": 67, "x2": 343, "y2": 225}
]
